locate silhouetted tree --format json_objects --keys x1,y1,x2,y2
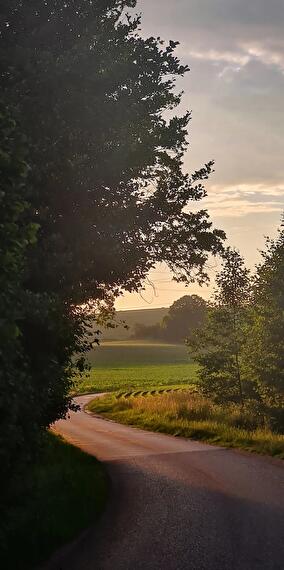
[
  {"x1": 0, "y1": 104, "x2": 98, "y2": 483},
  {"x1": 131, "y1": 294, "x2": 207, "y2": 342},
  {"x1": 0, "y1": 104, "x2": 37, "y2": 479},
  {"x1": 0, "y1": 0, "x2": 225, "y2": 471},
  {"x1": 162, "y1": 295, "x2": 208, "y2": 342},
  {"x1": 1, "y1": 0, "x2": 224, "y2": 306},
  {"x1": 131, "y1": 323, "x2": 162, "y2": 341}
]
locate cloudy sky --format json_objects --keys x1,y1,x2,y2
[{"x1": 116, "y1": 0, "x2": 284, "y2": 310}]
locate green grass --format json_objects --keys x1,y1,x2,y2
[
  {"x1": 88, "y1": 392, "x2": 284, "y2": 459},
  {"x1": 75, "y1": 341, "x2": 198, "y2": 394},
  {"x1": 75, "y1": 363, "x2": 198, "y2": 394},
  {"x1": 1, "y1": 433, "x2": 108, "y2": 570}
]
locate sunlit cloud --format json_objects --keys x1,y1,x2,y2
[
  {"x1": 203, "y1": 183, "x2": 284, "y2": 217},
  {"x1": 241, "y1": 42, "x2": 284, "y2": 73},
  {"x1": 188, "y1": 42, "x2": 284, "y2": 76},
  {"x1": 119, "y1": 0, "x2": 284, "y2": 309},
  {"x1": 188, "y1": 49, "x2": 250, "y2": 67}
]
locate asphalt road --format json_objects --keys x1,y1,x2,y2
[{"x1": 44, "y1": 394, "x2": 284, "y2": 570}]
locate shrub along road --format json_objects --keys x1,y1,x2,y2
[{"x1": 44, "y1": 395, "x2": 284, "y2": 570}]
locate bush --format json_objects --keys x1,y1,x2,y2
[{"x1": 1, "y1": 433, "x2": 108, "y2": 570}]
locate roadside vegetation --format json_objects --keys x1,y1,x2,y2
[
  {"x1": 89, "y1": 231, "x2": 284, "y2": 459},
  {"x1": 1, "y1": 433, "x2": 108, "y2": 570},
  {"x1": 88, "y1": 391, "x2": 284, "y2": 459},
  {"x1": 187, "y1": 240, "x2": 284, "y2": 434}
]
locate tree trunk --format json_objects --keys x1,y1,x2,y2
[{"x1": 235, "y1": 351, "x2": 244, "y2": 408}]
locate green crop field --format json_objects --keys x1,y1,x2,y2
[
  {"x1": 74, "y1": 341, "x2": 198, "y2": 394},
  {"x1": 87, "y1": 341, "x2": 189, "y2": 366}
]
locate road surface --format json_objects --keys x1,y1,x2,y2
[{"x1": 44, "y1": 394, "x2": 284, "y2": 570}]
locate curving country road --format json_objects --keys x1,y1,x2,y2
[{"x1": 44, "y1": 394, "x2": 284, "y2": 570}]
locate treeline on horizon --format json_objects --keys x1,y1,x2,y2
[{"x1": 131, "y1": 294, "x2": 208, "y2": 343}]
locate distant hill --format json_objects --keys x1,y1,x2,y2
[{"x1": 101, "y1": 307, "x2": 168, "y2": 341}]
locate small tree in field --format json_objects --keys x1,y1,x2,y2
[{"x1": 187, "y1": 248, "x2": 252, "y2": 406}]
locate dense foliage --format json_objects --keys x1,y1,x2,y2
[
  {"x1": 162, "y1": 295, "x2": 208, "y2": 342},
  {"x1": 244, "y1": 223, "x2": 284, "y2": 428},
  {"x1": 1, "y1": 0, "x2": 224, "y2": 305},
  {"x1": 187, "y1": 249, "x2": 253, "y2": 406},
  {"x1": 0, "y1": 104, "x2": 37, "y2": 478},
  {"x1": 0, "y1": 105, "x2": 95, "y2": 483},
  {"x1": 132, "y1": 294, "x2": 208, "y2": 342},
  {"x1": 0, "y1": 0, "x2": 224, "y2": 482},
  {"x1": 187, "y1": 235, "x2": 284, "y2": 430}
]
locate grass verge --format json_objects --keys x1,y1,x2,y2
[
  {"x1": 1, "y1": 433, "x2": 108, "y2": 570},
  {"x1": 88, "y1": 392, "x2": 284, "y2": 459}
]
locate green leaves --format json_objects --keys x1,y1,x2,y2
[
  {"x1": 1, "y1": 0, "x2": 224, "y2": 305},
  {"x1": 0, "y1": 0, "x2": 225, "y2": 490},
  {"x1": 245, "y1": 220, "x2": 284, "y2": 408},
  {"x1": 187, "y1": 250, "x2": 253, "y2": 406},
  {"x1": 187, "y1": 227, "x2": 284, "y2": 430}
]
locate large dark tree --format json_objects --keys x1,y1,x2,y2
[
  {"x1": 1, "y1": 0, "x2": 224, "y2": 307},
  {"x1": 0, "y1": 0, "x2": 225, "y2": 473},
  {"x1": 0, "y1": 105, "x2": 94, "y2": 482},
  {"x1": 0, "y1": 104, "x2": 36, "y2": 478}
]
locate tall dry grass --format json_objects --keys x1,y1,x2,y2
[
  {"x1": 122, "y1": 391, "x2": 265, "y2": 431},
  {"x1": 89, "y1": 391, "x2": 284, "y2": 457}
]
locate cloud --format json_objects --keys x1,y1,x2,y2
[
  {"x1": 242, "y1": 43, "x2": 284, "y2": 73},
  {"x1": 136, "y1": 0, "x2": 284, "y2": 213},
  {"x1": 202, "y1": 183, "x2": 284, "y2": 217},
  {"x1": 187, "y1": 42, "x2": 284, "y2": 77},
  {"x1": 188, "y1": 48, "x2": 250, "y2": 67}
]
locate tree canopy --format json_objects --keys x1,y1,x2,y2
[
  {"x1": 187, "y1": 236, "x2": 284, "y2": 430},
  {"x1": 162, "y1": 295, "x2": 208, "y2": 342},
  {"x1": 0, "y1": 0, "x2": 226, "y2": 480},
  {"x1": 187, "y1": 249, "x2": 253, "y2": 405},
  {"x1": 1, "y1": 0, "x2": 224, "y2": 306},
  {"x1": 0, "y1": 105, "x2": 91, "y2": 480},
  {"x1": 245, "y1": 222, "x2": 284, "y2": 406}
]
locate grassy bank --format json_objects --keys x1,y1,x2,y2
[
  {"x1": 88, "y1": 392, "x2": 284, "y2": 459},
  {"x1": 74, "y1": 341, "x2": 198, "y2": 394},
  {"x1": 1, "y1": 433, "x2": 108, "y2": 570}
]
